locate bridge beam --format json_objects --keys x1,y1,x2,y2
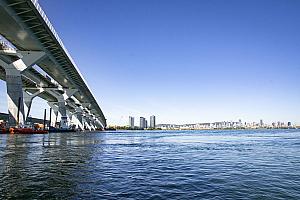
[{"x1": 0, "y1": 49, "x2": 45, "y2": 127}]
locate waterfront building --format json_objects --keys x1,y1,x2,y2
[
  {"x1": 129, "y1": 116, "x2": 134, "y2": 128},
  {"x1": 140, "y1": 117, "x2": 146, "y2": 129},
  {"x1": 260, "y1": 119, "x2": 263, "y2": 127},
  {"x1": 150, "y1": 115, "x2": 156, "y2": 128},
  {"x1": 277, "y1": 121, "x2": 281, "y2": 128},
  {"x1": 239, "y1": 119, "x2": 242, "y2": 127},
  {"x1": 156, "y1": 124, "x2": 180, "y2": 130},
  {"x1": 145, "y1": 120, "x2": 148, "y2": 129},
  {"x1": 288, "y1": 122, "x2": 292, "y2": 127}
]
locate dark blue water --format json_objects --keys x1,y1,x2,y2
[{"x1": 0, "y1": 129, "x2": 300, "y2": 199}]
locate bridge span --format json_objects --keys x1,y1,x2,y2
[{"x1": 0, "y1": 0, "x2": 106, "y2": 130}]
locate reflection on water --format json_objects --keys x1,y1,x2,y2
[{"x1": 0, "y1": 130, "x2": 300, "y2": 199}]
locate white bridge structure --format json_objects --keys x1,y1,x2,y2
[{"x1": 0, "y1": 0, "x2": 106, "y2": 130}]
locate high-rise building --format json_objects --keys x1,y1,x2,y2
[
  {"x1": 129, "y1": 116, "x2": 134, "y2": 128},
  {"x1": 260, "y1": 119, "x2": 263, "y2": 127},
  {"x1": 140, "y1": 117, "x2": 146, "y2": 129},
  {"x1": 145, "y1": 120, "x2": 148, "y2": 129},
  {"x1": 277, "y1": 121, "x2": 281, "y2": 128},
  {"x1": 150, "y1": 115, "x2": 156, "y2": 128},
  {"x1": 238, "y1": 119, "x2": 242, "y2": 127}
]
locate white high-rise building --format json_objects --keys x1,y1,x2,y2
[
  {"x1": 150, "y1": 115, "x2": 156, "y2": 128},
  {"x1": 129, "y1": 116, "x2": 134, "y2": 128},
  {"x1": 260, "y1": 119, "x2": 264, "y2": 127},
  {"x1": 140, "y1": 117, "x2": 146, "y2": 129}
]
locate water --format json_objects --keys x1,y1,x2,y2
[{"x1": 0, "y1": 129, "x2": 300, "y2": 199}]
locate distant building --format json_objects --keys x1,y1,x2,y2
[
  {"x1": 140, "y1": 117, "x2": 146, "y2": 129},
  {"x1": 129, "y1": 116, "x2": 134, "y2": 128},
  {"x1": 260, "y1": 119, "x2": 263, "y2": 127},
  {"x1": 145, "y1": 120, "x2": 148, "y2": 128},
  {"x1": 277, "y1": 121, "x2": 281, "y2": 128},
  {"x1": 288, "y1": 122, "x2": 292, "y2": 127},
  {"x1": 156, "y1": 124, "x2": 180, "y2": 130},
  {"x1": 150, "y1": 115, "x2": 156, "y2": 128}
]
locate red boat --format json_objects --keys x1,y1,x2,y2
[{"x1": 6, "y1": 128, "x2": 48, "y2": 134}]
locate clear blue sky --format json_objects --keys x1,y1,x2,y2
[{"x1": 1, "y1": 0, "x2": 300, "y2": 125}]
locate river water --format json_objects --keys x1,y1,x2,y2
[{"x1": 0, "y1": 129, "x2": 300, "y2": 199}]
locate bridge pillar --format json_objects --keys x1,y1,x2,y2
[
  {"x1": 83, "y1": 115, "x2": 92, "y2": 131},
  {"x1": 72, "y1": 106, "x2": 84, "y2": 131},
  {"x1": 0, "y1": 48, "x2": 45, "y2": 127},
  {"x1": 74, "y1": 112, "x2": 83, "y2": 131},
  {"x1": 90, "y1": 118, "x2": 96, "y2": 131},
  {"x1": 23, "y1": 88, "x2": 44, "y2": 123},
  {"x1": 46, "y1": 88, "x2": 77, "y2": 129},
  {"x1": 47, "y1": 102, "x2": 59, "y2": 127},
  {"x1": 91, "y1": 116, "x2": 98, "y2": 130},
  {"x1": 94, "y1": 118, "x2": 102, "y2": 130},
  {"x1": 58, "y1": 101, "x2": 68, "y2": 129},
  {"x1": 84, "y1": 111, "x2": 96, "y2": 131}
]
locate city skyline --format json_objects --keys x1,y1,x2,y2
[
  {"x1": 1, "y1": 0, "x2": 300, "y2": 125},
  {"x1": 125, "y1": 115, "x2": 292, "y2": 129}
]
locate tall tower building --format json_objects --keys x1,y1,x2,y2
[
  {"x1": 238, "y1": 119, "x2": 242, "y2": 127},
  {"x1": 140, "y1": 117, "x2": 146, "y2": 129},
  {"x1": 260, "y1": 119, "x2": 263, "y2": 127},
  {"x1": 129, "y1": 116, "x2": 134, "y2": 128},
  {"x1": 150, "y1": 115, "x2": 156, "y2": 128}
]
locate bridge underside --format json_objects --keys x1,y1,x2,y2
[{"x1": 0, "y1": 0, "x2": 106, "y2": 130}]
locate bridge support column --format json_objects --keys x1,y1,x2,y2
[
  {"x1": 46, "y1": 88, "x2": 77, "y2": 129},
  {"x1": 83, "y1": 116, "x2": 92, "y2": 131},
  {"x1": 72, "y1": 107, "x2": 84, "y2": 131},
  {"x1": 74, "y1": 112, "x2": 83, "y2": 131},
  {"x1": 47, "y1": 102, "x2": 59, "y2": 128},
  {"x1": 58, "y1": 101, "x2": 68, "y2": 129},
  {"x1": 90, "y1": 119, "x2": 95, "y2": 131},
  {"x1": 84, "y1": 111, "x2": 95, "y2": 131},
  {"x1": 0, "y1": 49, "x2": 45, "y2": 127},
  {"x1": 23, "y1": 89, "x2": 44, "y2": 123},
  {"x1": 91, "y1": 117, "x2": 97, "y2": 130},
  {"x1": 94, "y1": 118, "x2": 104, "y2": 130}
]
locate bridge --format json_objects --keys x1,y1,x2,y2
[{"x1": 0, "y1": 0, "x2": 106, "y2": 130}]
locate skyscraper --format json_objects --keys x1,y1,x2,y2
[
  {"x1": 129, "y1": 116, "x2": 134, "y2": 128},
  {"x1": 150, "y1": 115, "x2": 156, "y2": 128},
  {"x1": 140, "y1": 117, "x2": 146, "y2": 129},
  {"x1": 260, "y1": 119, "x2": 263, "y2": 127},
  {"x1": 239, "y1": 119, "x2": 242, "y2": 126}
]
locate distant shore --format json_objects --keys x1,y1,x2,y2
[{"x1": 108, "y1": 126, "x2": 298, "y2": 131}]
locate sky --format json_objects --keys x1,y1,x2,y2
[{"x1": 1, "y1": 0, "x2": 300, "y2": 125}]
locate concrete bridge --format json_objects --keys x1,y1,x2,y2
[{"x1": 0, "y1": 0, "x2": 106, "y2": 130}]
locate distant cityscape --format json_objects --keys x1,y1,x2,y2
[
  {"x1": 156, "y1": 120, "x2": 295, "y2": 130},
  {"x1": 113, "y1": 116, "x2": 297, "y2": 130},
  {"x1": 128, "y1": 115, "x2": 156, "y2": 129}
]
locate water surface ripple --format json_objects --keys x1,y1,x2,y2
[{"x1": 0, "y1": 129, "x2": 300, "y2": 199}]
